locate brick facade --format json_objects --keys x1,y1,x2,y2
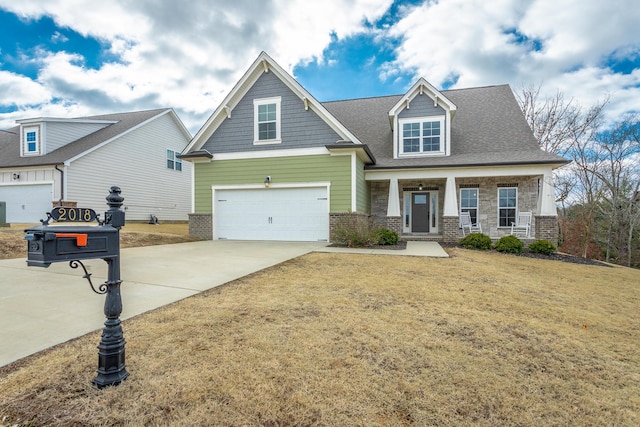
[
  {"x1": 386, "y1": 216, "x2": 402, "y2": 235},
  {"x1": 189, "y1": 213, "x2": 212, "y2": 240},
  {"x1": 535, "y1": 215, "x2": 559, "y2": 244},
  {"x1": 329, "y1": 212, "x2": 370, "y2": 241},
  {"x1": 442, "y1": 216, "x2": 459, "y2": 243}
]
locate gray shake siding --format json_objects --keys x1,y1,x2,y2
[
  {"x1": 397, "y1": 94, "x2": 446, "y2": 119},
  {"x1": 202, "y1": 72, "x2": 342, "y2": 154}
]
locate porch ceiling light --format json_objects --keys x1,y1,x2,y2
[{"x1": 418, "y1": 183, "x2": 423, "y2": 191}]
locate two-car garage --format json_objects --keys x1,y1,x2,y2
[{"x1": 213, "y1": 186, "x2": 329, "y2": 242}]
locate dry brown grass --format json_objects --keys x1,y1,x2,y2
[
  {"x1": 1, "y1": 248, "x2": 639, "y2": 426},
  {"x1": 0, "y1": 222, "x2": 198, "y2": 260}
]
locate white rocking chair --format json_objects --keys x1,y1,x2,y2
[
  {"x1": 460, "y1": 211, "x2": 482, "y2": 236},
  {"x1": 510, "y1": 211, "x2": 532, "y2": 238}
]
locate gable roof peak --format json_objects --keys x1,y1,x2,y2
[
  {"x1": 184, "y1": 51, "x2": 363, "y2": 153},
  {"x1": 389, "y1": 77, "x2": 457, "y2": 121}
]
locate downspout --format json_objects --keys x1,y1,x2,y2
[{"x1": 54, "y1": 165, "x2": 64, "y2": 204}]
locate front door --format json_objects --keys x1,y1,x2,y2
[{"x1": 411, "y1": 192, "x2": 430, "y2": 232}]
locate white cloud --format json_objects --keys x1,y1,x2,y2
[
  {"x1": 0, "y1": 0, "x2": 392, "y2": 133},
  {"x1": 385, "y1": 0, "x2": 640, "y2": 123},
  {"x1": 0, "y1": 0, "x2": 638, "y2": 134}
]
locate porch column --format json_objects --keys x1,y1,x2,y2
[
  {"x1": 386, "y1": 178, "x2": 402, "y2": 235},
  {"x1": 443, "y1": 176, "x2": 459, "y2": 243},
  {"x1": 387, "y1": 178, "x2": 400, "y2": 216},
  {"x1": 443, "y1": 176, "x2": 458, "y2": 216},
  {"x1": 536, "y1": 173, "x2": 560, "y2": 243},
  {"x1": 538, "y1": 174, "x2": 557, "y2": 216}
]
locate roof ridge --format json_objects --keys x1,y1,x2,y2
[
  {"x1": 78, "y1": 108, "x2": 169, "y2": 120},
  {"x1": 321, "y1": 84, "x2": 510, "y2": 104},
  {"x1": 322, "y1": 93, "x2": 403, "y2": 104}
]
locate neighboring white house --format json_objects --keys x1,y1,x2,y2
[{"x1": 0, "y1": 108, "x2": 192, "y2": 224}]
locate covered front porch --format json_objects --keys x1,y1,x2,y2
[{"x1": 367, "y1": 166, "x2": 559, "y2": 244}]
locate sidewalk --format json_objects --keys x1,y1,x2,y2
[{"x1": 317, "y1": 241, "x2": 449, "y2": 257}]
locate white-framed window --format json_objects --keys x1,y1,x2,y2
[
  {"x1": 460, "y1": 188, "x2": 479, "y2": 225},
  {"x1": 22, "y1": 125, "x2": 41, "y2": 155},
  {"x1": 166, "y1": 149, "x2": 182, "y2": 171},
  {"x1": 254, "y1": 97, "x2": 281, "y2": 144},
  {"x1": 498, "y1": 187, "x2": 517, "y2": 227},
  {"x1": 399, "y1": 116, "x2": 445, "y2": 156}
]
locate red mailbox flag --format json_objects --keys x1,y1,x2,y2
[{"x1": 55, "y1": 233, "x2": 88, "y2": 247}]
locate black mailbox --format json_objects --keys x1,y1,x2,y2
[
  {"x1": 23, "y1": 186, "x2": 130, "y2": 388},
  {"x1": 25, "y1": 224, "x2": 119, "y2": 267}
]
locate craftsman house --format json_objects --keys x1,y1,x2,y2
[
  {"x1": 0, "y1": 109, "x2": 192, "y2": 224},
  {"x1": 180, "y1": 52, "x2": 568, "y2": 243}
]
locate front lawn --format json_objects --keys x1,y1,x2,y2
[{"x1": 1, "y1": 249, "x2": 638, "y2": 426}]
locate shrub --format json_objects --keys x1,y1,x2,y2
[
  {"x1": 377, "y1": 228, "x2": 399, "y2": 245},
  {"x1": 459, "y1": 233, "x2": 492, "y2": 250},
  {"x1": 494, "y1": 235, "x2": 524, "y2": 254},
  {"x1": 332, "y1": 213, "x2": 380, "y2": 247},
  {"x1": 529, "y1": 239, "x2": 557, "y2": 255}
]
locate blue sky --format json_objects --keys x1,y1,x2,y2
[{"x1": 1, "y1": 0, "x2": 639, "y2": 134}]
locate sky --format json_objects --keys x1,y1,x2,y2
[{"x1": 1, "y1": 0, "x2": 639, "y2": 136}]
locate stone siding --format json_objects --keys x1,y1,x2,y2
[
  {"x1": 370, "y1": 176, "x2": 549, "y2": 239},
  {"x1": 189, "y1": 213, "x2": 212, "y2": 240},
  {"x1": 456, "y1": 176, "x2": 539, "y2": 238},
  {"x1": 370, "y1": 181, "x2": 389, "y2": 227}
]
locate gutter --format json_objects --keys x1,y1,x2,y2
[
  {"x1": 54, "y1": 164, "x2": 64, "y2": 203},
  {"x1": 364, "y1": 159, "x2": 570, "y2": 171}
]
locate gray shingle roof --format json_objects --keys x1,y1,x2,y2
[
  {"x1": 0, "y1": 109, "x2": 169, "y2": 168},
  {"x1": 323, "y1": 84, "x2": 568, "y2": 169}
]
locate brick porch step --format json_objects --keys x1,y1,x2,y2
[{"x1": 401, "y1": 234, "x2": 444, "y2": 242}]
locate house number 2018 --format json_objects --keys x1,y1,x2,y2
[{"x1": 50, "y1": 206, "x2": 98, "y2": 223}]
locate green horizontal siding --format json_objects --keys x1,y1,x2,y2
[
  {"x1": 355, "y1": 157, "x2": 370, "y2": 213},
  {"x1": 194, "y1": 154, "x2": 352, "y2": 213}
]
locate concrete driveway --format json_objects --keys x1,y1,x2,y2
[{"x1": 0, "y1": 240, "x2": 327, "y2": 367}]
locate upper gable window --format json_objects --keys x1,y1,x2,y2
[
  {"x1": 399, "y1": 117, "x2": 445, "y2": 156},
  {"x1": 254, "y1": 97, "x2": 281, "y2": 144},
  {"x1": 22, "y1": 125, "x2": 41, "y2": 156},
  {"x1": 167, "y1": 149, "x2": 182, "y2": 171}
]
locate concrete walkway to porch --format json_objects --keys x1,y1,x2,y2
[{"x1": 316, "y1": 241, "x2": 449, "y2": 257}]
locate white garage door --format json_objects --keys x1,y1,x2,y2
[
  {"x1": 215, "y1": 187, "x2": 329, "y2": 241},
  {"x1": 0, "y1": 184, "x2": 53, "y2": 223}
]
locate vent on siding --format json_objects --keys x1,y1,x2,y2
[
  {"x1": 460, "y1": 184, "x2": 480, "y2": 188},
  {"x1": 217, "y1": 199, "x2": 227, "y2": 202},
  {"x1": 497, "y1": 183, "x2": 519, "y2": 188},
  {"x1": 317, "y1": 197, "x2": 328, "y2": 200}
]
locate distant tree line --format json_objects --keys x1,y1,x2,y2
[{"x1": 516, "y1": 85, "x2": 640, "y2": 268}]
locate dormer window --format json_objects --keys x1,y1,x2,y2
[
  {"x1": 399, "y1": 117, "x2": 445, "y2": 156},
  {"x1": 22, "y1": 125, "x2": 41, "y2": 156},
  {"x1": 254, "y1": 97, "x2": 281, "y2": 144}
]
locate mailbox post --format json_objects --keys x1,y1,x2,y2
[
  {"x1": 24, "y1": 186, "x2": 129, "y2": 388},
  {"x1": 93, "y1": 187, "x2": 128, "y2": 388}
]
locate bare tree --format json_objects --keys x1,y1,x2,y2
[
  {"x1": 588, "y1": 115, "x2": 640, "y2": 265},
  {"x1": 516, "y1": 84, "x2": 608, "y2": 156}
]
